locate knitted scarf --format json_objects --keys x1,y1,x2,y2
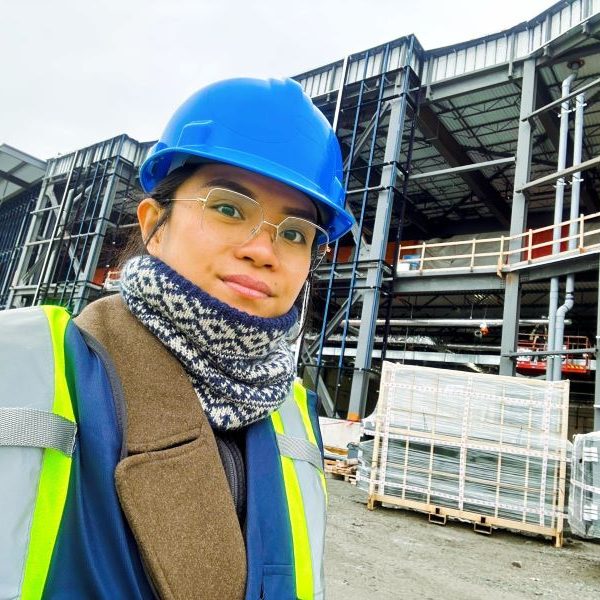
[{"x1": 119, "y1": 255, "x2": 298, "y2": 430}]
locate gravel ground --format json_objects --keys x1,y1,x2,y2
[{"x1": 324, "y1": 476, "x2": 600, "y2": 600}]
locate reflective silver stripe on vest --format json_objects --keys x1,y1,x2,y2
[
  {"x1": 276, "y1": 433, "x2": 323, "y2": 473},
  {"x1": 0, "y1": 407, "x2": 77, "y2": 456},
  {"x1": 277, "y1": 391, "x2": 327, "y2": 600},
  {"x1": 0, "y1": 307, "x2": 56, "y2": 600}
]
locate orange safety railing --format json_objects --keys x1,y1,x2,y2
[{"x1": 397, "y1": 211, "x2": 600, "y2": 276}]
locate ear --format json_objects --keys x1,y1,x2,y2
[{"x1": 137, "y1": 198, "x2": 164, "y2": 252}]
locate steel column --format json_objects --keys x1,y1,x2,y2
[
  {"x1": 73, "y1": 140, "x2": 125, "y2": 313},
  {"x1": 596, "y1": 260, "x2": 600, "y2": 430},
  {"x1": 346, "y1": 69, "x2": 409, "y2": 420},
  {"x1": 5, "y1": 168, "x2": 58, "y2": 308},
  {"x1": 31, "y1": 151, "x2": 81, "y2": 305},
  {"x1": 499, "y1": 58, "x2": 537, "y2": 376}
]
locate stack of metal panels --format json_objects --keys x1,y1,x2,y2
[
  {"x1": 569, "y1": 432, "x2": 600, "y2": 539},
  {"x1": 357, "y1": 362, "x2": 570, "y2": 544}
]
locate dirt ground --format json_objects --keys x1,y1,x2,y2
[{"x1": 324, "y1": 476, "x2": 600, "y2": 600}]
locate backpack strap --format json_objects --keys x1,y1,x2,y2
[
  {"x1": 0, "y1": 305, "x2": 76, "y2": 600},
  {"x1": 0, "y1": 407, "x2": 77, "y2": 456}
]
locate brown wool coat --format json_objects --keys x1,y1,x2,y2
[{"x1": 75, "y1": 294, "x2": 247, "y2": 600}]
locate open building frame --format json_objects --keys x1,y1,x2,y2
[{"x1": 1, "y1": 0, "x2": 600, "y2": 432}]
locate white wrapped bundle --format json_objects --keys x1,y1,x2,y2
[{"x1": 569, "y1": 432, "x2": 600, "y2": 539}]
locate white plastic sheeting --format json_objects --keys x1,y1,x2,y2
[
  {"x1": 569, "y1": 431, "x2": 600, "y2": 539},
  {"x1": 358, "y1": 362, "x2": 570, "y2": 538}
]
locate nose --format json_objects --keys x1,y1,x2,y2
[{"x1": 233, "y1": 226, "x2": 280, "y2": 268}]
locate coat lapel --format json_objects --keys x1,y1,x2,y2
[{"x1": 75, "y1": 294, "x2": 247, "y2": 600}]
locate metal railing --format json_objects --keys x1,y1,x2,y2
[
  {"x1": 516, "y1": 333, "x2": 592, "y2": 374},
  {"x1": 397, "y1": 211, "x2": 600, "y2": 276}
]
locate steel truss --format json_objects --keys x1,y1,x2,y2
[{"x1": 0, "y1": 185, "x2": 39, "y2": 308}]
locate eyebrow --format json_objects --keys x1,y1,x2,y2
[
  {"x1": 204, "y1": 177, "x2": 318, "y2": 222},
  {"x1": 204, "y1": 178, "x2": 256, "y2": 199}
]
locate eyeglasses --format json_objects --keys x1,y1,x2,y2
[{"x1": 173, "y1": 187, "x2": 330, "y2": 270}]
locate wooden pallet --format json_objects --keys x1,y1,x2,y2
[
  {"x1": 366, "y1": 491, "x2": 564, "y2": 547},
  {"x1": 361, "y1": 362, "x2": 569, "y2": 548},
  {"x1": 325, "y1": 458, "x2": 358, "y2": 484}
]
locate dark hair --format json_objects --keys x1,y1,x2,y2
[{"x1": 118, "y1": 163, "x2": 202, "y2": 268}]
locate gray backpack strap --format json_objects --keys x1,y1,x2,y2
[
  {"x1": 0, "y1": 407, "x2": 77, "y2": 456},
  {"x1": 275, "y1": 432, "x2": 323, "y2": 472}
]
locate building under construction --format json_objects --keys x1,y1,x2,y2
[{"x1": 1, "y1": 0, "x2": 599, "y2": 434}]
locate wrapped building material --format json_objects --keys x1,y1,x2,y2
[
  {"x1": 358, "y1": 362, "x2": 570, "y2": 545},
  {"x1": 569, "y1": 432, "x2": 600, "y2": 539}
]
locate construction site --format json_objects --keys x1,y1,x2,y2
[{"x1": 2, "y1": 0, "x2": 600, "y2": 598}]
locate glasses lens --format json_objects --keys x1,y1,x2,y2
[
  {"x1": 202, "y1": 188, "x2": 262, "y2": 244},
  {"x1": 276, "y1": 217, "x2": 329, "y2": 270},
  {"x1": 196, "y1": 188, "x2": 329, "y2": 269}
]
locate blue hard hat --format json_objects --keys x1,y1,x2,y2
[{"x1": 139, "y1": 77, "x2": 354, "y2": 242}]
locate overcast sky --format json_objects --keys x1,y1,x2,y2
[{"x1": 2, "y1": 0, "x2": 554, "y2": 160}]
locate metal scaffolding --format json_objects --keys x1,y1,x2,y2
[
  {"x1": 3, "y1": 135, "x2": 152, "y2": 313},
  {"x1": 295, "y1": 0, "x2": 600, "y2": 429},
  {"x1": 0, "y1": 185, "x2": 39, "y2": 309}
]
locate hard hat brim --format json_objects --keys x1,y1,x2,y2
[{"x1": 139, "y1": 146, "x2": 355, "y2": 243}]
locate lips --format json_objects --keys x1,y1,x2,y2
[{"x1": 221, "y1": 274, "x2": 273, "y2": 299}]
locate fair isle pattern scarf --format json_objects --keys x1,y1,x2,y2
[{"x1": 120, "y1": 255, "x2": 298, "y2": 430}]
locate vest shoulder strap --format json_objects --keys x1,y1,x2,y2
[
  {"x1": 0, "y1": 407, "x2": 76, "y2": 456},
  {"x1": 0, "y1": 305, "x2": 76, "y2": 600},
  {"x1": 270, "y1": 380, "x2": 327, "y2": 600}
]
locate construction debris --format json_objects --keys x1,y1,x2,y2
[{"x1": 325, "y1": 457, "x2": 358, "y2": 484}]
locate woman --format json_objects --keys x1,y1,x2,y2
[{"x1": 1, "y1": 78, "x2": 353, "y2": 600}]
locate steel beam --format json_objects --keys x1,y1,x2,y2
[
  {"x1": 499, "y1": 58, "x2": 537, "y2": 376},
  {"x1": 303, "y1": 290, "x2": 363, "y2": 359},
  {"x1": 346, "y1": 318, "x2": 561, "y2": 328},
  {"x1": 505, "y1": 348, "x2": 592, "y2": 358},
  {"x1": 410, "y1": 157, "x2": 515, "y2": 180},
  {"x1": 417, "y1": 104, "x2": 510, "y2": 227},
  {"x1": 320, "y1": 346, "x2": 501, "y2": 367},
  {"x1": 518, "y1": 253, "x2": 600, "y2": 282},
  {"x1": 524, "y1": 75, "x2": 600, "y2": 122},
  {"x1": 393, "y1": 272, "x2": 504, "y2": 294},
  {"x1": 516, "y1": 155, "x2": 600, "y2": 194},
  {"x1": 426, "y1": 64, "x2": 523, "y2": 103},
  {"x1": 0, "y1": 169, "x2": 33, "y2": 189},
  {"x1": 303, "y1": 366, "x2": 338, "y2": 418}
]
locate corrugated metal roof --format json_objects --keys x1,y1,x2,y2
[
  {"x1": 295, "y1": 0, "x2": 599, "y2": 95},
  {"x1": 0, "y1": 144, "x2": 46, "y2": 206},
  {"x1": 423, "y1": 0, "x2": 599, "y2": 85}
]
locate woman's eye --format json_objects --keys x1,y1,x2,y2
[
  {"x1": 281, "y1": 228, "x2": 307, "y2": 244},
  {"x1": 214, "y1": 203, "x2": 242, "y2": 219}
]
